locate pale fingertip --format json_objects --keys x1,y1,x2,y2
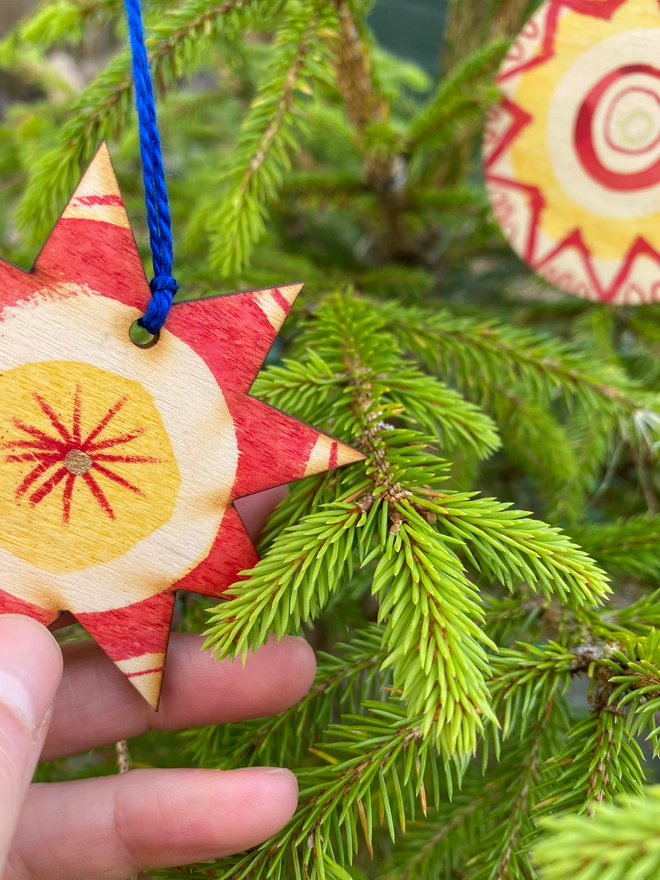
[
  {"x1": 280, "y1": 634, "x2": 317, "y2": 697},
  {"x1": 217, "y1": 766, "x2": 300, "y2": 839},
  {"x1": 0, "y1": 615, "x2": 63, "y2": 731},
  {"x1": 261, "y1": 766, "x2": 300, "y2": 813}
]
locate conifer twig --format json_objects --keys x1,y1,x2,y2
[
  {"x1": 534, "y1": 788, "x2": 660, "y2": 880},
  {"x1": 115, "y1": 739, "x2": 131, "y2": 774},
  {"x1": 212, "y1": 704, "x2": 429, "y2": 880},
  {"x1": 208, "y1": 0, "x2": 337, "y2": 274},
  {"x1": 15, "y1": 0, "x2": 268, "y2": 240}
]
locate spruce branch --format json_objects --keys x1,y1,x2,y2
[
  {"x1": 490, "y1": 642, "x2": 575, "y2": 738},
  {"x1": 483, "y1": 592, "x2": 550, "y2": 646},
  {"x1": 547, "y1": 408, "x2": 620, "y2": 523},
  {"x1": 204, "y1": 494, "x2": 367, "y2": 662},
  {"x1": 373, "y1": 505, "x2": 497, "y2": 755},
  {"x1": 423, "y1": 493, "x2": 610, "y2": 606},
  {"x1": 257, "y1": 471, "x2": 335, "y2": 550},
  {"x1": 604, "y1": 633, "x2": 660, "y2": 757},
  {"x1": 386, "y1": 700, "x2": 569, "y2": 880},
  {"x1": 328, "y1": 0, "x2": 404, "y2": 202},
  {"x1": 383, "y1": 302, "x2": 659, "y2": 420},
  {"x1": 383, "y1": 789, "x2": 491, "y2": 880},
  {"x1": 325, "y1": 301, "x2": 496, "y2": 755},
  {"x1": 16, "y1": 48, "x2": 132, "y2": 240},
  {"x1": 324, "y1": 0, "x2": 415, "y2": 255},
  {"x1": 0, "y1": 0, "x2": 122, "y2": 57},
  {"x1": 488, "y1": 385, "x2": 578, "y2": 493},
  {"x1": 15, "y1": 0, "x2": 269, "y2": 240},
  {"x1": 538, "y1": 708, "x2": 645, "y2": 816},
  {"x1": 209, "y1": 292, "x2": 608, "y2": 758},
  {"x1": 208, "y1": 703, "x2": 431, "y2": 880},
  {"x1": 603, "y1": 590, "x2": 660, "y2": 635},
  {"x1": 571, "y1": 515, "x2": 660, "y2": 583},
  {"x1": 331, "y1": 0, "x2": 387, "y2": 143},
  {"x1": 208, "y1": 0, "x2": 337, "y2": 276},
  {"x1": 254, "y1": 351, "x2": 501, "y2": 460},
  {"x1": 534, "y1": 787, "x2": 660, "y2": 880},
  {"x1": 406, "y1": 39, "x2": 509, "y2": 154},
  {"x1": 468, "y1": 709, "x2": 564, "y2": 880},
  {"x1": 378, "y1": 371, "x2": 500, "y2": 459}
]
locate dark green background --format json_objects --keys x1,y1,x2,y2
[{"x1": 370, "y1": 0, "x2": 447, "y2": 75}]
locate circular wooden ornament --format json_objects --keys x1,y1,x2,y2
[{"x1": 484, "y1": 0, "x2": 660, "y2": 304}]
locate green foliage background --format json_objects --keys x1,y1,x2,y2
[{"x1": 3, "y1": 0, "x2": 660, "y2": 876}]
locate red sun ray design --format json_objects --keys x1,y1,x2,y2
[
  {"x1": 3, "y1": 387, "x2": 162, "y2": 524},
  {"x1": 0, "y1": 142, "x2": 365, "y2": 708}
]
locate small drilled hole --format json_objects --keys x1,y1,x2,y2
[{"x1": 129, "y1": 319, "x2": 159, "y2": 349}]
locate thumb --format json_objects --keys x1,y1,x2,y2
[{"x1": 0, "y1": 615, "x2": 63, "y2": 867}]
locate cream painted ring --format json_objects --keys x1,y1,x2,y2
[{"x1": 0, "y1": 284, "x2": 238, "y2": 613}]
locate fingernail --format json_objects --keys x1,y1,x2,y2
[
  {"x1": 263, "y1": 767, "x2": 297, "y2": 779},
  {"x1": 0, "y1": 615, "x2": 63, "y2": 731}
]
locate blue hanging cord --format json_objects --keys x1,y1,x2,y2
[{"x1": 125, "y1": 0, "x2": 178, "y2": 336}]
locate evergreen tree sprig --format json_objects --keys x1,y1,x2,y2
[
  {"x1": 571, "y1": 515, "x2": 660, "y2": 583},
  {"x1": 489, "y1": 642, "x2": 575, "y2": 738},
  {"x1": 208, "y1": 292, "x2": 609, "y2": 758},
  {"x1": 406, "y1": 38, "x2": 509, "y2": 154},
  {"x1": 466, "y1": 709, "x2": 565, "y2": 880},
  {"x1": 15, "y1": 0, "x2": 272, "y2": 241},
  {"x1": 208, "y1": 0, "x2": 339, "y2": 275},
  {"x1": 169, "y1": 702, "x2": 435, "y2": 880},
  {"x1": 204, "y1": 494, "x2": 367, "y2": 661},
  {"x1": 534, "y1": 787, "x2": 660, "y2": 880},
  {"x1": 381, "y1": 792, "x2": 490, "y2": 880},
  {"x1": 538, "y1": 708, "x2": 646, "y2": 816},
  {"x1": 604, "y1": 633, "x2": 660, "y2": 757},
  {"x1": 254, "y1": 351, "x2": 501, "y2": 459},
  {"x1": 0, "y1": 0, "x2": 122, "y2": 58},
  {"x1": 424, "y1": 493, "x2": 610, "y2": 606},
  {"x1": 383, "y1": 302, "x2": 660, "y2": 420},
  {"x1": 373, "y1": 503, "x2": 497, "y2": 755}
]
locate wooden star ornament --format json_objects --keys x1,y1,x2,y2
[{"x1": 0, "y1": 143, "x2": 364, "y2": 708}]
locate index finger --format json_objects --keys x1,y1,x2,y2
[
  {"x1": 0, "y1": 616, "x2": 62, "y2": 866},
  {"x1": 42, "y1": 632, "x2": 316, "y2": 761}
]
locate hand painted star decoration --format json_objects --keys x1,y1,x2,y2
[{"x1": 0, "y1": 143, "x2": 364, "y2": 708}]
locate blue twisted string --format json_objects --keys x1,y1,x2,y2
[{"x1": 125, "y1": 0, "x2": 177, "y2": 335}]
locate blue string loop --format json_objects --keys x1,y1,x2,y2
[
  {"x1": 124, "y1": 0, "x2": 176, "y2": 336},
  {"x1": 143, "y1": 275, "x2": 179, "y2": 335}
]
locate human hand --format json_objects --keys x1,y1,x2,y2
[
  {"x1": 0, "y1": 487, "x2": 315, "y2": 880},
  {"x1": 1, "y1": 622, "x2": 315, "y2": 880}
]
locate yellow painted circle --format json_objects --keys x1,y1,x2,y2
[{"x1": 0, "y1": 360, "x2": 181, "y2": 573}]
